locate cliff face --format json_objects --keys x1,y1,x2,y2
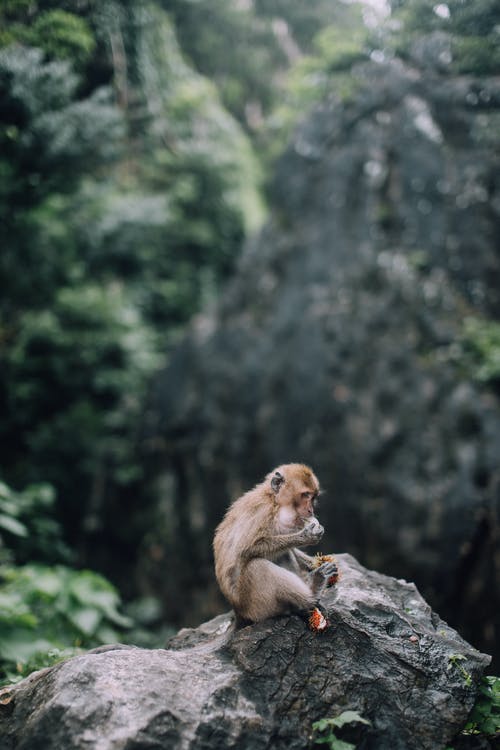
[{"x1": 151, "y1": 53, "x2": 500, "y2": 666}]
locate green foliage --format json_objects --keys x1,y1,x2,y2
[
  {"x1": 0, "y1": 9, "x2": 95, "y2": 68},
  {"x1": 447, "y1": 653, "x2": 472, "y2": 687},
  {"x1": 3, "y1": 282, "x2": 159, "y2": 510},
  {"x1": 0, "y1": 487, "x2": 28, "y2": 545},
  {"x1": 0, "y1": 476, "x2": 131, "y2": 686},
  {"x1": 464, "y1": 675, "x2": 500, "y2": 737},
  {"x1": 0, "y1": 44, "x2": 122, "y2": 213},
  {"x1": 132, "y1": 4, "x2": 264, "y2": 235},
  {"x1": 32, "y1": 10, "x2": 94, "y2": 66},
  {"x1": 123, "y1": 596, "x2": 176, "y2": 648},
  {"x1": 389, "y1": 0, "x2": 500, "y2": 75},
  {"x1": 2, "y1": 647, "x2": 80, "y2": 685},
  {"x1": 0, "y1": 0, "x2": 266, "y2": 587},
  {"x1": 162, "y1": 0, "x2": 286, "y2": 127},
  {"x1": 266, "y1": 5, "x2": 369, "y2": 158},
  {"x1": 312, "y1": 21, "x2": 368, "y2": 73},
  {"x1": 0, "y1": 563, "x2": 132, "y2": 684},
  {"x1": 460, "y1": 317, "x2": 500, "y2": 385},
  {"x1": 0, "y1": 480, "x2": 71, "y2": 565},
  {"x1": 312, "y1": 711, "x2": 371, "y2": 750},
  {"x1": 451, "y1": 35, "x2": 500, "y2": 76},
  {"x1": 0, "y1": 44, "x2": 123, "y2": 314},
  {"x1": 165, "y1": 0, "x2": 372, "y2": 135}
]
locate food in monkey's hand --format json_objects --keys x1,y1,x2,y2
[
  {"x1": 313, "y1": 553, "x2": 340, "y2": 587},
  {"x1": 308, "y1": 606, "x2": 329, "y2": 632}
]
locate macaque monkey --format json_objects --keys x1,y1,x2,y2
[{"x1": 213, "y1": 464, "x2": 337, "y2": 626}]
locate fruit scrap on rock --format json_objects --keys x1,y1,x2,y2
[{"x1": 309, "y1": 606, "x2": 329, "y2": 632}]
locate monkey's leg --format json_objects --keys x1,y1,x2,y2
[
  {"x1": 240, "y1": 559, "x2": 315, "y2": 621},
  {"x1": 277, "y1": 550, "x2": 302, "y2": 576}
]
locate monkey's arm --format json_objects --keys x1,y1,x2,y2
[
  {"x1": 242, "y1": 520, "x2": 323, "y2": 561},
  {"x1": 292, "y1": 548, "x2": 316, "y2": 571}
]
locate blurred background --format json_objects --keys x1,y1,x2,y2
[{"x1": 0, "y1": 0, "x2": 499, "y2": 682}]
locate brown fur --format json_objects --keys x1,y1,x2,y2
[{"x1": 213, "y1": 463, "x2": 328, "y2": 623}]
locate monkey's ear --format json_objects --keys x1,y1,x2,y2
[{"x1": 271, "y1": 471, "x2": 284, "y2": 493}]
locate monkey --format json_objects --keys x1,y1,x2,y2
[{"x1": 213, "y1": 463, "x2": 337, "y2": 626}]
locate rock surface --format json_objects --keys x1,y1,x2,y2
[
  {"x1": 148, "y1": 55, "x2": 500, "y2": 666},
  {"x1": 0, "y1": 555, "x2": 491, "y2": 750}
]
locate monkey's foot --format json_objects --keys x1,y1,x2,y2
[{"x1": 308, "y1": 606, "x2": 329, "y2": 632}]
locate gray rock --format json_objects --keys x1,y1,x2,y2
[{"x1": 0, "y1": 555, "x2": 490, "y2": 750}]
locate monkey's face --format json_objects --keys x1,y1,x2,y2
[
  {"x1": 276, "y1": 490, "x2": 319, "y2": 532},
  {"x1": 295, "y1": 489, "x2": 319, "y2": 521},
  {"x1": 271, "y1": 464, "x2": 320, "y2": 532}
]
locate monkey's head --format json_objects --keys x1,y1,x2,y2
[{"x1": 267, "y1": 464, "x2": 320, "y2": 532}]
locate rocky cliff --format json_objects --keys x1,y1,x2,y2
[{"x1": 149, "y1": 51, "x2": 500, "y2": 667}]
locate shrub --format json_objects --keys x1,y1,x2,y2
[{"x1": 0, "y1": 564, "x2": 131, "y2": 684}]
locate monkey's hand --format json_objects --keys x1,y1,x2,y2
[
  {"x1": 300, "y1": 518, "x2": 324, "y2": 544},
  {"x1": 313, "y1": 554, "x2": 340, "y2": 587},
  {"x1": 310, "y1": 559, "x2": 338, "y2": 598},
  {"x1": 315, "y1": 560, "x2": 338, "y2": 583}
]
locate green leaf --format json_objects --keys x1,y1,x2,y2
[
  {"x1": 313, "y1": 710, "x2": 370, "y2": 749},
  {"x1": 330, "y1": 711, "x2": 371, "y2": 729},
  {"x1": 0, "y1": 514, "x2": 28, "y2": 538},
  {"x1": 465, "y1": 674, "x2": 500, "y2": 736},
  {"x1": 95, "y1": 624, "x2": 119, "y2": 644},
  {"x1": 0, "y1": 631, "x2": 56, "y2": 663},
  {"x1": 328, "y1": 740, "x2": 356, "y2": 750},
  {"x1": 66, "y1": 606, "x2": 101, "y2": 636},
  {"x1": 30, "y1": 569, "x2": 64, "y2": 598},
  {"x1": 69, "y1": 573, "x2": 131, "y2": 627},
  {"x1": 313, "y1": 719, "x2": 330, "y2": 732},
  {"x1": 482, "y1": 716, "x2": 500, "y2": 735}
]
